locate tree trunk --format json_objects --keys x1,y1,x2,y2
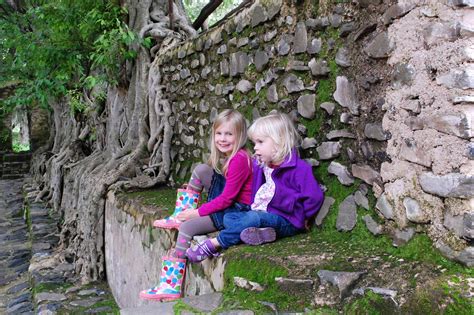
[{"x1": 31, "y1": 0, "x2": 196, "y2": 282}]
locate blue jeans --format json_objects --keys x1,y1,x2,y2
[
  {"x1": 207, "y1": 171, "x2": 250, "y2": 230},
  {"x1": 216, "y1": 210, "x2": 303, "y2": 249}
]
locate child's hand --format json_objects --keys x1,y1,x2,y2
[{"x1": 177, "y1": 209, "x2": 200, "y2": 221}]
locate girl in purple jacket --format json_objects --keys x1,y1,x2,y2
[{"x1": 186, "y1": 112, "x2": 324, "y2": 263}]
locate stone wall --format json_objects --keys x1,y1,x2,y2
[
  {"x1": 105, "y1": 192, "x2": 226, "y2": 308},
  {"x1": 380, "y1": 0, "x2": 473, "y2": 263},
  {"x1": 145, "y1": 0, "x2": 472, "y2": 266}
]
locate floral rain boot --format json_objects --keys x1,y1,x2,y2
[
  {"x1": 240, "y1": 227, "x2": 276, "y2": 245},
  {"x1": 186, "y1": 239, "x2": 220, "y2": 263},
  {"x1": 139, "y1": 256, "x2": 186, "y2": 301},
  {"x1": 153, "y1": 188, "x2": 200, "y2": 229}
]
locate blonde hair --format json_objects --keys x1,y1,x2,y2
[
  {"x1": 248, "y1": 112, "x2": 301, "y2": 164},
  {"x1": 208, "y1": 109, "x2": 248, "y2": 174}
]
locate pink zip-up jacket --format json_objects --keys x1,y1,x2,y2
[{"x1": 198, "y1": 149, "x2": 252, "y2": 216}]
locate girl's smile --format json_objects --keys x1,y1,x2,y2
[{"x1": 214, "y1": 124, "x2": 236, "y2": 156}]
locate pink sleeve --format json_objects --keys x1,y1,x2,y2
[{"x1": 198, "y1": 152, "x2": 251, "y2": 216}]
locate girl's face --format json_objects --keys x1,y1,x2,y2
[
  {"x1": 253, "y1": 135, "x2": 276, "y2": 164},
  {"x1": 214, "y1": 124, "x2": 236, "y2": 156}
]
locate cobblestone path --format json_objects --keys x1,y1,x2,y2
[
  {"x1": 0, "y1": 179, "x2": 34, "y2": 314},
  {"x1": 0, "y1": 179, "x2": 119, "y2": 314}
]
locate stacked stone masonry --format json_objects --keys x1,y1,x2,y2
[{"x1": 146, "y1": 0, "x2": 473, "y2": 266}]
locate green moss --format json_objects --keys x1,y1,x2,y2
[
  {"x1": 317, "y1": 79, "x2": 334, "y2": 103},
  {"x1": 300, "y1": 114, "x2": 325, "y2": 139},
  {"x1": 401, "y1": 277, "x2": 474, "y2": 315},
  {"x1": 276, "y1": 57, "x2": 289, "y2": 68},
  {"x1": 220, "y1": 256, "x2": 304, "y2": 312},
  {"x1": 344, "y1": 291, "x2": 393, "y2": 315},
  {"x1": 125, "y1": 187, "x2": 177, "y2": 216},
  {"x1": 32, "y1": 282, "x2": 73, "y2": 296}
]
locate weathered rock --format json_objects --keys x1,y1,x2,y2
[
  {"x1": 424, "y1": 22, "x2": 459, "y2": 47},
  {"x1": 340, "y1": 22, "x2": 356, "y2": 37},
  {"x1": 333, "y1": 76, "x2": 360, "y2": 115},
  {"x1": 264, "y1": 29, "x2": 277, "y2": 42},
  {"x1": 392, "y1": 228, "x2": 416, "y2": 246},
  {"x1": 297, "y1": 94, "x2": 316, "y2": 119},
  {"x1": 217, "y1": 44, "x2": 227, "y2": 55},
  {"x1": 266, "y1": 0, "x2": 282, "y2": 20},
  {"x1": 419, "y1": 172, "x2": 474, "y2": 199},
  {"x1": 180, "y1": 134, "x2": 194, "y2": 146},
  {"x1": 293, "y1": 22, "x2": 308, "y2": 54},
  {"x1": 463, "y1": 213, "x2": 474, "y2": 239},
  {"x1": 364, "y1": 123, "x2": 387, "y2": 141},
  {"x1": 456, "y1": 246, "x2": 474, "y2": 267},
  {"x1": 266, "y1": 84, "x2": 278, "y2": 103},
  {"x1": 315, "y1": 197, "x2": 335, "y2": 226},
  {"x1": 317, "y1": 142, "x2": 341, "y2": 160},
  {"x1": 403, "y1": 197, "x2": 427, "y2": 223},
  {"x1": 328, "y1": 162, "x2": 354, "y2": 186},
  {"x1": 317, "y1": 270, "x2": 365, "y2": 298},
  {"x1": 302, "y1": 137, "x2": 317, "y2": 149},
  {"x1": 400, "y1": 99, "x2": 421, "y2": 113},
  {"x1": 426, "y1": 111, "x2": 472, "y2": 139},
  {"x1": 364, "y1": 32, "x2": 394, "y2": 58},
  {"x1": 351, "y1": 164, "x2": 381, "y2": 186},
  {"x1": 354, "y1": 191, "x2": 369, "y2": 210},
  {"x1": 182, "y1": 293, "x2": 223, "y2": 313},
  {"x1": 392, "y1": 63, "x2": 416, "y2": 88},
  {"x1": 341, "y1": 113, "x2": 352, "y2": 124},
  {"x1": 190, "y1": 59, "x2": 200, "y2": 69},
  {"x1": 283, "y1": 74, "x2": 305, "y2": 93},
  {"x1": 363, "y1": 215, "x2": 383, "y2": 235},
  {"x1": 237, "y1": 37, "x2": 249, "y2": 48},
  {"x1": 230, "y1": 52, "x2": 249, "y2": 77},
  {"x1": 286, "y1": 60, "x2": 309, "y2": 71},
  {"x1": 444, "y1": 212, "x2": 465, "y2": 238},
  {"x1": 336, "y1": 195, "x2": 357, "y2": 231},
  {"x1": 277, "y1": 35, "x2": 292, "y2": 55},
  {"x1": 326, "y1": 129, "x2": 356, "y2": 140},
  {"x1": 460, "y1": 10, "x2": 474, "y2": 37},
  {"x1": 251, "y1": 5, "x2": 267, "y2": 27},
  {"x1": 453, "y1": 95, "x2": 474, "y2": 104},
  {"x1": 180, "y1": 68, "x2": 191, "y2": 79},
  {"x1": 399, "y1": 141, "x2": 431, "y2": 167},
  {"x1": 375, "y1": 193, "x2": 394, "y2": 220},
  {"x1": 236, "y1": 80, "x2": 253, "y2": 94},
  {"x1": 35, "y1": 292, "x2": 67, "y2": 303},
  {"x1": 353, "y1": 287, "x2": 397, "y2": 298},
  {"x1": 437, "y1": 65, "x2": 474, "y2": 90},
  {"x1": 306, "y1": 17, "x2": 330, "y2": 30},
  {"x1": 320, "y1": 102, "x2": 335, "y2": 115},
  {"x1": 383, "y1": 3, "x2": 416, "y2": 25},
  {"x1": 307, "y1": 38, "x2": 322, "y2": 54},
  {"x1": 335, "y1": 47, "x2": 351, "y2": 67},
  {"x1": 233, "y1": 277, "x2": 264, "y2": 292},
  {"x1": 254, "y1": 51, "x2": 269, "y2": 72},
  {"x1": 309, "y1": 58, "x2": 330, "y2": 76},
  {"x1": 202, "y1": 66, "x2": 212, "y2": 79}
]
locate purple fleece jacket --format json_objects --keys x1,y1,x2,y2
[{"x1": 250, "y1": 149, "x2": 324, "y2": 229}]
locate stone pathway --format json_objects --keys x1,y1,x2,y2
[
  {"x1": 0, "y1": 179, "x2": 119, "y2": 314},
  {"x1": 0, "y1": 179, "x2": 34, "y2": 314}
]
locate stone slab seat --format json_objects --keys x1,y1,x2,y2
[{"x1": 105, "y1": 191, "x2": 226, "y2": 309}]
